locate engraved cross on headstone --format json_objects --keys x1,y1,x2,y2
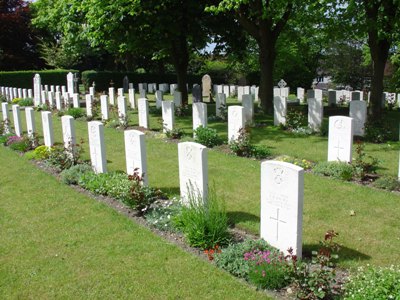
[
  {"x1": 334, "y1": 140, "x2": 344, "y2": 157},
  {"x1": 270, "y1": 208, "x2": 286, "y2": 241}
]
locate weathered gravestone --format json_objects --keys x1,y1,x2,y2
[
  {"x1": 307, "y1": 89, "x2": 323, "y2": 100},
  {"x1": 192, "y1": 84, "x2": 202, "y2": 103},
  {"x1": 67, "y1": 72, "x2": 74, "y2": 96},
  {"x1": 129, "y1": 88, "x2": 136, "y2": 109},
  {"x1": 328, "y1": 90, "x2": 336, "y2": 106},
  {"x1": 260, "y1": 160, "x2": 304, "y2": 257},
  {"x1": 123, "y1": 76, "x2": 129, "y2": 93},
  {"x1": 178, "y1": 142, "x2": 208, "y2": 205},
  {"x1": 173, "y1": 91, "x2": 182, "y2": 107},
  {"x1": 327, "y1": 116, "x2": 354, "y2": 163},
  {"x1": 86, "y1": 94, "x2": 93, "y2": 117},
  {"x1": 118, "y1": 88, "x2": 124, "y2": 97},
  {"x1": 108, "y1": 87, "x2": 115, "y2": 105},
  {"x1": 117, "y1": 96, "x2": 127, "y2": 125},
  {"x1": 242, "y1": 94, "x2": 254, "y2": 125},
  {"x1": 47, "y1": 92, "x2": 54, "y2": 109},
  {"x1": 170, "y1": 84, "x2": 178, "y2": 96},
  {"x1": 88, "y1": 121, "x2": 107, "y2": 174},
  {"x1": 33, "y1": 75, "x2": 41, "y2": 106},
  {"x1": 349, "y1": 100, "x2": 367, "y2": 136},
  {"x1": 192, "y1": 102, "x2": 207, "y2": 133},
  {"x1": 25, "y1": 107, "x2": 35, "y2": 138},
  {"x1": 61, "y1": 115, "x2": 76, "y2": 156},
  {"x1": 124, "y1": 129, "x2": 148, "y2": 185},
  {"x1": 155, "y1": 90, "x2": 163, "y2": 109},
  {"x1": 162, "y1": 101, "x2": 175, "y2": 133},
  {"x1": 22, "y1": 89, "x2": 27, "y2": 99},
  {"x1": 308, "y1": 98, "x2": 323, "y2": 132},
  {"x1": 351, "y1": 91, "x2": 361, "y2": 101},
  {"x1": 72, "y1": 93, "x2": 80, "y2": 108},
  {"x1": 100, "y1": 95, "x2": 109, "y2": 121},
  {"x1": 237, "y1": 86, "x2": 244, "y2": 102},
  {"x1": 223, "y1": 85, "x2": 230, "y2": 99},
  {"x1": 228, "y1": 106, "x2": 245, "y2": 143},
  {"x1": 202, "y1": 74, "x2": 212, "y2": 101},
  {"x1": 12, "y1": 105, "x2": 22, "y2": 137},
  {"x1": 297, "y1": 88, "x2": 305, "y2": 103},
  {"x1": 55, "y1": 92, "x2": 62, "y2": 110},
  {"x1": 1, "y1": 102, "x2": 10, "y2": 133},
  {"x1": 216, "y1": 93, "x2": 226, "y2": 118},
  {"x1": 41, "y1": 111, "x2": 54, "y2": 147},
  {"x1": 140, "y1": 88, "x2": 146, "y2": 99},
  {"x1": 274, "y1": 96, "x2": 287, "y2": 126},
  {"x1": 138, "y1": 98, "x2": 149, "y2": 129}
]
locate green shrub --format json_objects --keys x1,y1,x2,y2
[
  {"x1": 214, "y1": 239, "x2": 277, "y2": 279},
  {"x1": 373, "y1": 176, "x2": 400, "y2": 191},
  {"x1": 246, "y1": 249, "x2": 290, "y2": 290},
  {"x1": 364, "y1": 118, "x2": 394, "y2": 143},
  {"x1": 66, "y1": 107, "x2": 85, "y2": 119},
  {"x1": 285, "y1": 108, "x2": 307, "y2": 131},
  {"x1": 18, "y1": 98, "x2": 34, "y2": 107},
  {"x1": 313, "y1": 161, "x2": 354, "y2": 181},
  {"x1": 194, "y1": 126, "x2": 222, "y2": 148},
  {"x1": 12, "y1": 98, "x2": 22, "y2": 104},
  {"x1": 229, "y1": 128, "x2": 271, "y2": 159},
  {"x1": 352, "y1": 141, "x2": 379, "y2": 179},
  {"x1": 45, "y1": 142, "x2": 82, "y2": 171},
  {"x1": 104, "y1": 119, "x2": 119, "y2": 129},
  {"x1": 6, "y1": 135, "x2": 33, "y2": 152},
  {"x1": 60, "y1": 164, "x2": 92, "y2": 185},
  {"x1": 0, "y1": 133, "x2": 13, "y2": 145},
  {"x1": 31, "y1": 145, "x2": 53, "y2": 160},
  {"x1": 343, "y1": 265, "x2": 400, "y2": 299},
  {"x1": 173, "y1": 188, "x2": 231, "y2": 249}
]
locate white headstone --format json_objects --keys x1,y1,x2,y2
[
  {"x1": 89, "y1": 87, "x2": 95, "y2": 97},
  {"x1": 228, "y1": 106, "x2": 245, "y2": 142},
  {"x1": 88, "y1": 121, "x2": 107, "y2": 173},
  {"x1": 61, "y1": 115, "x2": 76, "y2": 154},
  {"x1": 86, "y1": 94, "x2": 93, "y2": 117},
  {"x1": 100, "y1": 95, "x2": 109, "y2": 121},
  {"x1": 307, "y1": 89, "x2": 323, "y2": 100},
  {"x1": 124, "y1": 129, "x2": 148, "y2": 185},
  {"x1": 55, "y1": 92, "x2": 62, "y2": 110},
  {"x1": 260, "y1": 160, "x2": 304, "y2": 257},
  {"x1": 128, "y1": 88, "x2": 136, "y2": 109},
  {"x1": 138, "y1": 98, "x2": 149, "y2": 129},
  {"x1": 72, "y1": 93, "x2": 80, "y2": 108},
  {"x1": 308, "y1": 98, "x2": 323, "y2": 132},
  {"x1": 237, "y1": 86, "x2": 244, "y2": 102},
  {"x1": 108, "y1": 87, "x2": 115, "y2": 105},
  {"x1": 1, "y1": 102, "x2": 10, "y2": 133},
  {"x1": 41, "y1": 111, "x2": 54, "y2": 147},
  {"x1": 48, "y1": 91, "x2": 54, "y2": 108},
  {"x1": 25, "y1": 107, "x2": 35, "y2": 138},
  {"x1": 41, "y1": 90, "x2": 47, "y2": 105},
  {"x1": 229, "y1": 85, "x2": 236, "y2": 97},
  {"x1": 328, "y1": 90, "x2": 336, "y2": 106},
  {"x1": 349, "y1": 100, "x2": 367, "y2": 136},
  {"x1": 67, "y1": 72, "x2": 74, "y2": 96},
  {"x1": 274, "y1": 96, "x2": 287, "y2": 126},
  {"x1": 118, "y1": 88, "x2": 124, "y2": 97},
  {"x1": 216, "y1": 93, "x2": 226, "y2": 118},
  {"x1": 173, "y1": 91, "x2": 182, "y2": 107},
  {"x1": 178, "y1": 142, "x2": 208, "y2": 205},
  {"x1": 162, "y1": 101, "x2": 175, "y2": 133},
  {"x1": 223, "y1": 85, "x2": 229, "y2": 99},
  {"x1": 33, "y1": 74, "x2": 41, "y2": 106},
  {"x1": 12, "y1": 105, "x2": 22, "y2": 137},
  {"x1": 170, "y1": 84, "x2": 178, "y2": 96},
  {"x1": 327, "y1": 116, "x2": 354, "y2": 163},
  {"x1": 242, "y1": 94, "x2": 254, "y2": 125},
  {"x1": 192, "y1": 102, "x2": 207, "y2": 132},
  {"x1": 155, "y1": 90, "x2": 163, "y2": 109},
  {"x1": 28, "y1": 89, "x2": 33, "y2": 98},
  {"x1": 117, "y1": 96, "x2": 127, "y2": 124}
]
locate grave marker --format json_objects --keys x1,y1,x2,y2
[
  {"x1": 242, "y1": 94, "x2": 254, "y2": 125},
  {"x1": 138, "y1": 98, "x2": 149, "y2": 129},
  {"x1": 192, "y1": 84, "x2": 202, "y2": 103},
  {"x1": 328, "y1": 116, "x2": 354, "y2": 162},
  {"x1": 202, "y1": 74, "x2": 212, "y2": 100},
  {"x1": 349, "y1": 100, "x2": 367, "y2": 136},
  {"x1": 216, "y1": 93, "x2": 226, "y2": 118},
  {"x1": 25, "y1": 107, "x2": 35, "y2": 138},
  {"x1": 67, "y1": 72, "x2": 74, "y2": 96},
  {"x1": 33, "y1": 74, "x2": 41, "y2": 106},
  {"x1": 129, "y1": 88, "x2": 136, "y2": 109},
  {"x1": 228, "y1": 106, "x2": 245, "y2": 142},
  {"x1": 162, "y1": 101, "x2": 175, "y2": 133},
  {"x1": 173, "y1": 91, "x2": 182, "y2": 107},
  {"x1": 274, "y1": 96, "x2": 287, "y2": 126},
  {"x1": 308, "y1": 98, "x2": 323, "y2": 132},
  {"x1": 61, "y1": 115, "x2": 76, "y2": 155},
  {"x1": 155, "y1": 90, "x2": 163, "y2": 108},
  {"x1": 41, "y1": 111, "x2": 54, "y2": 147},
  {"x1": 108, "y1": 87, "x2": 115, "y2": 105},
  {"x1": 1, "y1": 102, "x2": 10, "y2": 133},
  {"x1": 117, "y1": 96, "x2": 127, "y2": 125},
  {"x1": 192, "y1": 102, "x2": 207, "y2": 132},
  {"x1": 88, "y1": 121, "x2": 107, "y2": 173},
  {"x1": 124, "y1": 129, "x2": 148, "y2": 185},
  {"x1": 86, "y1": 94, "x2": 93, "y2": 117},
  {"x1": 12, "y1": 105, "x2": 22, "y2": 137}
]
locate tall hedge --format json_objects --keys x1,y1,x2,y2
[
  {"x1": 81, "y1": 70, "x2": 208, "y2": 92},
  {"x1": 0, "y1": 70, "x2": 78, "y2": 89}
]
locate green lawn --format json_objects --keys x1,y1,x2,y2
[
  {"x1": 0, "y1": 146, "x2": 269, "y2": 299},
  {"x1": 4, "y1": 94, "x2": 400, "y2": 269}
]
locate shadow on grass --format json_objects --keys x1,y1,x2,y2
[
  {"x1": 303, "y1": 244, "x2": 371, "y2": 263},
  {"x1": 228, "y1": 211, "x2": 260, "y2": 226}
]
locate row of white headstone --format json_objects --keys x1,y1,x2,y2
[{"x1": 0, "y1": 86, "x2": 33, "y2": 101}]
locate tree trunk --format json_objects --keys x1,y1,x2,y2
[
  {"x1": 258, "y1": 32, "x2": 276, "y2": 114},
  {"x1": 367, "y1": 39, "x2": 390, "y2": 120}
]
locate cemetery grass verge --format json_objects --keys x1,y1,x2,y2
[{"x1": 0, "y1": 146, "x2": 272, "y2": 299}]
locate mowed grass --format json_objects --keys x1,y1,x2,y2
[
  {"x1": 4, "y1": 94, "x2": 400, "y2": 268},
  {"x1": 0, "y1": 146, "x2": 269, "y2": 299}
]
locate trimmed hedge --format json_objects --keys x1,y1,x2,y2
[
  {"x1": 81, "y1": 70, "x2": 207, "y2": 92},
  {"x1": 0, "y1": 70, "x2": 78, "y2": 89}
]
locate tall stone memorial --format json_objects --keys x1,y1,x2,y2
[
  {"x1": 178, "y1": 142, "x2": 208, "y2": 205},
  {"x1": 33, "y1": 74, "x2": 41, "y2": 106},
  {"x1": 327, "y1": 116, "x2": 354, "y2": 163},
  {"x1": 260, "y1": 160, "x2": 304, "y2": 257},
  {"x1": 124, "y1": 129, "x2": 148, "y2": 185},
  {"x1": 88, "y1": 121, "x2": 107, "y2": 174}
]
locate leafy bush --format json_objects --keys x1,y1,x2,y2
[
  {"x1": 229, "y1": 128, "x2": 271, "y2": 159},
  {"x1": 12, "y1": 98, "x2": 22, "y2": 104},
  {"x1": 45, "y1": 141, "x2": 83, "y2": 171},
  {"x1": 104, "y1": 119, "x2": 119, "y2": 129},
  {"x1": 246, "y1": 249, "x2": 290, "y2": 290},
  {"x1": 373, "y1": 176, "x2": 400, "y2": 191},
  {"x1": 6, "y1": 135, "x2": 34, "y2": 152},
  {"x1": 285, "y1": 108, "x2": 307, "y2": 131},
  {"x1": 214, "y1": 239, "x2": 277, "y2": 279},
  {"x1": 343, "y1": 265, "x2": 400, "y2": 299},
  {"x1": 194, "y1": 126, "x2": 222, "y2": 148},
  {"x1": 313, "y1": 161, "x2": 354, "y2": 181},
  {"x1": 12, "y1": 98, "x2": 34, "y2": 106},
  {"x1": 66, "y1": 107, "x2": 85, "y2": 119},
  {"x1": 173, "y1": 188, "x2": 231, "y2": 249},
  {"x1": 145, "y1": 198, "x2": 182, "y2": 231},
  {"x1": 165, "y1": 127, "x2": 184, "y2": 139},
  {"x1": 275, "y1": 155, "x2": 314, "y2": 170},
  {"x1": 60, "y1": 164, "x2": 92, "y2": 185},
  {"x1": 28, "y1": 145, "x2": 53, "y2": 160},
  {"x1": 364, "y1": 118, "x2": 394, "y2": 143},
  {"x1": 35, "y1": 103, "x2": 50, "y2": 111}
]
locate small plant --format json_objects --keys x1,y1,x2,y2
[
  {"x1": 204, "y1": 244, "x2": 222, "y2": 261},
  {"x1": 18, "y1": 98, "x2": 34, "y2": 107},
  {"x1": 313, "y1": 161, "x2": 354, "y2": 181},
  {"x1": 229, "y1": 128, "x2": 271, "y2": 159},
  {"x1": 12, "y1": 98, "x2": 22, "y2": 104},
  {"x1": 343, "y1": 265, "x2": 400, "y2": 299},
  {"x1": 45, "y1": 140, "x2": 83, "y2": 171},
  {"x1": 36, "y1": 103, "x2": 50, "y2": 111},
  {"x1": 29, "y1": 145, "x2": 53, "y2": 160},
  {"x1": 0, "y1": 94, "x2": 6, "y2": 102},
  {"x1": 173, "y1": 187, "x2": 231, "y2": 249},
  {"x1": 364, "y1": 118, "x2": 394, "y2": 143},
  {"x1": 276, "y1": 155, "x2": 314, "y2": 170},
  {"x1": 352, "y1": 141, "x2": 379, "y2": 180},
  {"x1": 194, "y1": 126, "x2": 222, "y2": 148},
  {"x1": 164, "y1": 127, "x2": 185, "y2": 139},
  {"x1": 214, "y1": 239, "x2": 276, "y2": 279},
  {"x1": 285, "y1": 108, "x2": 307, "y2": 131},
  {"x1": 287, "y1": 230, "x2": 343, "y2": 300},
  {"x1": 372, "y1": 176, "x2": 400, "y2": 191},
  {"x1": 60, "y1": 163, "x2": 93, "y2": 185},
  {"x1": 104, "y1": 119, "x2": 119, "y2": 129},
  {"x1": 5, "y1": 134, "x2": 35, "y2": 152},
  {"x1": 65, "y1": 107, "x2": 85, "y2": 119},
  {"x1": 145, "y1": 198, "x2": 182, "y2": 231},
  {"x1": 175, "y1": 104, "x2": 190, "y2": 117}
]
